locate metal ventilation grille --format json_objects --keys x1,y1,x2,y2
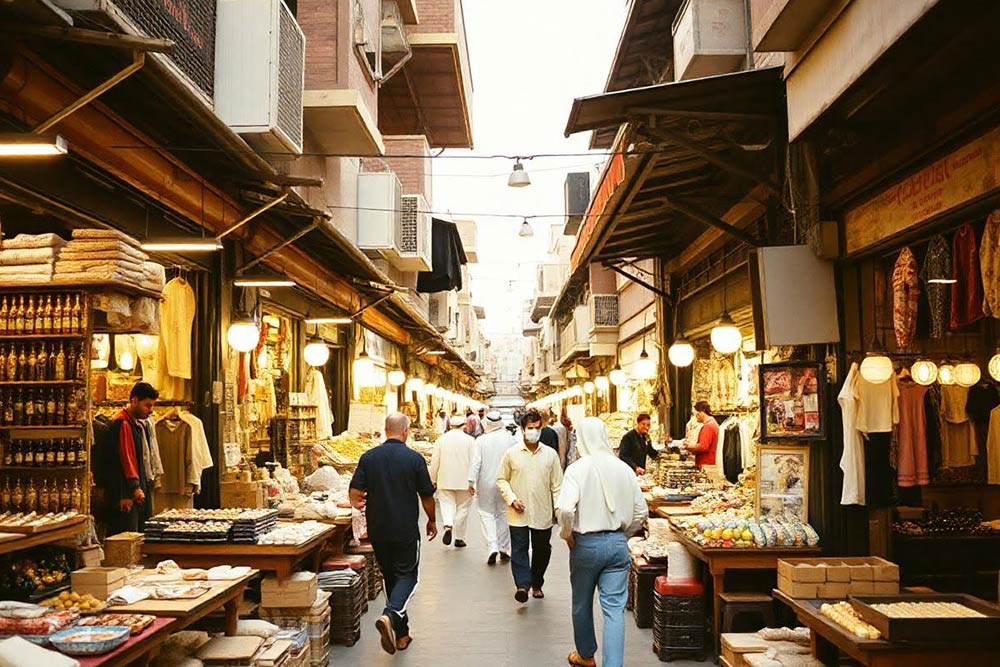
[
  {"x1": 428, "y1": 295, "x2": 440, "y2": 325},
  {"x1": 277, "y1": 0, "x2": 304, "y2": 150},
  {"x1": 399, "y1": 196, "x2": 419, "y2": 254},
  {"x1": 592, "y1": 295, "x2": 619, "y2": 326}
]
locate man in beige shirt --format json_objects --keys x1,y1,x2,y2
[{"x1": 497, "y1": 410, "x2": 563, "y2": 603}]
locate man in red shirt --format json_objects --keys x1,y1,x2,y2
[{"x1": 687, "y1": 401, "x2": 718, "y2": 468}]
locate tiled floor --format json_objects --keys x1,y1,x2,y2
[{"x1": 328, "y1": 506, "x2": 710, "y2": 666}]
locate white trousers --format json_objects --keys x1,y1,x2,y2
[
  {"x1": 438, "y1": 489, "x2": 473, "y2": 540},
  {"x1": 478, "y1": 506, "x2": 511, "y2": 555}
]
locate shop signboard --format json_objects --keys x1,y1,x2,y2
[{"x1": 844, "y1": 125, "x2": 1000, "y2": 254}]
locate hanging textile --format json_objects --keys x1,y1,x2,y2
[
  {"x1": 161, "y1": 277, "x2": 196, "y2": 379},
  {"x1": 179, "y1": 411, "x2": 213, "y2": 493},
  {"x1": 896, "y1": 379, "x2": 929, "y2": 487},
  {"x1": 711, "y1": 354, "x2": 738, "y2": 412},
  {"x1": 854, "y1": 372, "x2": 900, "y2": 435},
  {"x1": 950, "y1": 224, "x2": 985, "y2": 329},
  {"x1": 838, "y1": 363, "x2": 865, "y2": 505},
  {"x1": 416, "y1": 219, "x2": 468, "y2": 293},
  {"x1": 921, "y1": 235, "x2": 952, "y2": 339},
  {"x1": 306, "y1": 369, "x2": 334, "y2": 440},
  {"x1": 980, "y1": 210, "x2": 1000, "y2": 317},
  {"x1": 939, "y1": 384, "x2": 978, "y2": 468},
  {"x1": 154, "y1": 418, "x2": 194, "y2": 510},
  {"x1": 891, "y1": 247, "x2": 919, "y2": 349},
  {"x1": 987, "y1": 405, "x2": 1000, "y2": 484}
]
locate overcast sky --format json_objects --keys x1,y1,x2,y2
[{"x1": 433, "y1": 1, "x2": 627, "y2": 336}]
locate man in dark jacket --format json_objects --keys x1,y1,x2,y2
[{"x1": 617, "y1": 413, "x2": 657, "y2": 475}]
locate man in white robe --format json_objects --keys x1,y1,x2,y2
[
  {"x1": 467, "y1": 411, "x2": 517, "y2": 565},
  {"x1": 429, "y1": 415, "x2": 476, "y2": 547}
]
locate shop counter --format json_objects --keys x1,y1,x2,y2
[
  {"x1": 75, "y1": 616, "x2": 179, "y2": 667},
  {"x1": 141, "y1": 525, "x2": 336, "y2": 578},
  {"x1": 773, "y1": 589, "x2": 999, "y2": 667},
  {"x1": 670, "y1": 527, "x2": 821, "y2": 657}
]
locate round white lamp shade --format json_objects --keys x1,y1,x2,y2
[
  {"x1": 989, "y1": 353, "x2": 1000, "y2": 382},
  {"x1": 609, "y1": 366, "x2": 627, "y2": 386},
  {"x1": 954, "y1": 362, "x2": 981, "y2": 387},
  {"x1": 388, "y1": 369, "x2": 406, "y2": 387},
  {"x1": 303, "y1": 338, "x2": 330, "y2": 367},
  {"x1": 910, "y1": 360, "x2": 938, "y2": 386},
  {"x1": 668, "y1": 338, "x2": 695, "y2": 367},
  {"x1": 632, "y1": 352, "x2": 656, "y2": 380},
  {"x1": 710, "y1": 313, "x2": 742, "y2": 354},
  {"x1": 594, "y1": 376, "x2": 610, "y2": 392},
  {"x1": 583, "y1": 381, "x2": 595, "y2": 394},
  {"x1": 859, "y1": 354, "x2": 893, "y2": 384},
  {"x1": 937, "y1": 364, "x2": 956, "y2": 385},
  {"x1": 353, "y1": 354, "x2": 376, "y2": 387},
  {"x1": 227, "y1": 318, "x2": 260, "y2": 353}
]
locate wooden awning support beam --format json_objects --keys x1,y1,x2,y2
[
  {"x1": 216, "y1": 191, "x2": 290, "y2": 239},
  {"x1": 659, "y1": 196, "x2": 763, "y2": 247},
  {"x1": 604, "y1": 261, "x2": 672, "y2": 301},
  {"x1": 238, "y1": 218, "x2": 323, "y2": 273},
  {"x1": 645, "y1": 122, "x2": 780, "y2": 197},
  {"x1": 0, "y1": 24, "x2": 174, "y2": 52}
]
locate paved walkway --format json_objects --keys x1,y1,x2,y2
[{"x1": 329, "y1": 505, "x2": 710, "y2": 666}]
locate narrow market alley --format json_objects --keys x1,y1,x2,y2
[{"x1": 330, "y1": 511, "x2": 707, "y2": 667}]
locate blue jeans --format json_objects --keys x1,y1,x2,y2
[
  {"x1": 509, "y1": 526, "x2": 552, "y2": 590},
  {"x1": 570, "y1": 531, "x2": 629, "y2": 667},
  {"x1": 371, "y1": 539, "x2": 420, "y2": 637}
]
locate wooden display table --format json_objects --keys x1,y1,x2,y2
[
  {"x1": 670, "y1": 527, "x2": 821, "y2": 657},
  {"x1": 141, "y1": 524, "x2": 336, "y2": 578},
  {"x1": 773, "y1": 589, "x2": 1000, "y2": 667},
  {"x1": 318, "y1": 516, "x2": 352, "y2": 557},
  {"x1": 104, "y1": 569, "x2": 257, "y2": 637},
  {"x1": 76, "y1": 616, "x2": 179, "y2": 667},
  {"x1": 0, "y1": 516, "x2": 89, "y2": 555}
]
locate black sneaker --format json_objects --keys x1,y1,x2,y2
[
  {"x1": 443, "y1": 528, "x2": 452, "y2": 546},
  {"x1": 500, "y1": 552, "x2": 511, "y2": 563},
  {"x1": 514, "y1": 588, "x2": 529, "y2": 603},
  {"x1": 487, "y1": 552, "x2": 498, "y2": 566},
  {"x1": 455, "y1": 539, "x2": 467, "y2": 548}
]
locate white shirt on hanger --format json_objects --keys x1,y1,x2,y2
[
  {"x1": 839, "y1": 362, "x2": 866, "y2": 505},
  {"x1": 161, "y1": 277, "x2": 196, "y2": 380},
  {"x1": 853, "y1": 371, "x2": 900, "y2": 435}
]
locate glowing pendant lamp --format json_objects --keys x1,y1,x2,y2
[
  {"x1": 937, "y1": 364, "x2": 956, "y2": 385},
  {"x1": 954, "y1": 362, "x2": 981, "y2": 387},
  {"x1": 989, "y1": 350, "x2": 1000, "y2": 382},
  {"x1": 668, "y1": 336, "x2": 695, "y2": 367},
  {"x1": 910, "y1": 359, "x2": 938, "y2": 386}
]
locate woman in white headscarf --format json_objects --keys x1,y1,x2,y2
[{"x1": 557, "y1": 417, "x2": 648, "y2": 667}]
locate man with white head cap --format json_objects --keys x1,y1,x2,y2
[
  {"x1": 557, "y1": 416, "x2": 648, "y2": 667},
  {"x1": 430, "y1": 415, "x2": 476, "y2": 548},
  {"x1": 467, "y1": 410, "x2": 517, "y2": 565}
]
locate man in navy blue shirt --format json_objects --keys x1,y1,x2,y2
[{"x1": 350, "y1": 413, "x2": 437, "y2": 655}]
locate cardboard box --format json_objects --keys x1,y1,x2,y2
[
  {"x1": 220, "y1": 481, "x2": 264, "y2": 509},
  {"x1": 848, "y1": 563, "x2": 873, "y2": 581},
  {"x1": 872, "y1": 580, "x2": 900, "y2": 595},
  {"x1": 818, "y1": 581, "x2": 850, "y2": 599},
  {"x1": 777, "y1": 561, "x2": 826, "y2": 583},
  {"x1": 778, "y1": 575, "x2": 819, "y2": 599},
  {"x1": 825, "y1": 563, "x2": 851, "y2": 583},
  {"x1": 849, "y1": 580, "x2": 874, "y2": 595},
  {"x1": 866, "y1": 558, "x2": 899, "y2": 582},
  {"x1": 262, "y1": 572, "x2": 318, "y2": 608}
]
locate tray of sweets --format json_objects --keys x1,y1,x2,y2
[
  {"x1": 75, "y1": 613, "x2": 154, "y2": 635},
  {"x1": 849, "y1": 594, "x2": 1000, "y2": 644},
  {"x1": 0, "y1": 512, "x2": 85, "y2": 534}
]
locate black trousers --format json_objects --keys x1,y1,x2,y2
[
  {"x1": 371, "y1": 538, "x2": 420, "y2": 637},
  {"x1": 509, "y1": 526, "x2": 552, "y2": 590}
]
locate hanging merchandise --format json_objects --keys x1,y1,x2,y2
[
  {"x1": 980, "y1": 210, "x2": 1000, "y2": 317},
  {"x1": 920, "y1": 234, "x2": 952, "y2": 339},
  {"x1": 939, "y1": 384, "x2": 978, "y2": 468},
  {"x1": 854, "y1": 371, "x2": 899, "y2": 436},
  {"x1": 154, "y1": 414, "x2": 195, "y2": 511},
  {"x1": 91, "y1": 333, "x2": 110, "y2": 369},
  {"x1": 950, "y1": 223, "x2": 985, "y2": 329},
  {"x1": 891, "y1": 247, "x2": 919, "y2": 349},
  {"x1": 306, "y1": 368, "x2": 334, "y2": 440},
  {"x1": 179, "y1": 410, "x2": 213, "y2": 493},
  {"x1": 838, "y1": 362, "x2": 865, "y2": 505},
  {"x1": 896, "y1": 376, "x2": 930, "y2": 487},
  {"x1": 987, "y1": 405, "x2": 1000, "y2": 484},
  {"x1": 161, "y1": 276, "x2": 196, "y2": 379}
]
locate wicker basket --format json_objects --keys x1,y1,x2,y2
[{"x1": 103, "y1": 532, "x2": 144, "y2": 568}]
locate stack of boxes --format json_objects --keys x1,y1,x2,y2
[
  {"x1": 258, "y1": 573, "x2": 331, "y2": 667},
  {"x1": 777, "y1": 557, "x2": 900, "y2": 599}
]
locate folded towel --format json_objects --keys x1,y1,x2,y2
[
  {"x1": 0, "y1": 263, "x2": 53, "y2": 276},
  {"x1": 108, "y1": 585, "x2": 150, "y2": 605},
  {"x1": 71, "y1": 228, "x2": 142, "y2": 247},
  {"x1": 61, "y1": 240, "x2": 147, "y2": 262},
  {"x1": 0, "y1": 247, "x2": 57, "y2": 266},
  {"x1": 2, "y1": 233, "x2": 65, "y2": 250},
  {"x1": 0, "y1": 275, "x2": 53, "y2": 284},
  {"x1": 55, "y1": 269, "x2": 147, "y2": 285},
  {"x1": 55, "y1": 259, "x2": 144, "y2": 274},
  {"x1": 0, "y1": 636, "x2": 79, "y2": 667}
]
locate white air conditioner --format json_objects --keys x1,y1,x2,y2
[
  {"x1": 357, "y1": 172, "x2": 402, "y2": 255},
  {"x1": 215, "y1": 0, "x2": 305, "y2": 155},
  {"x1": 395, "y1": 194, "x2": 432, "y2": 271}
]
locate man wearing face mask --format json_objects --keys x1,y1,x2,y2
[{"x1": 496, "y1": 410, "x2": 563, "y2": 603}]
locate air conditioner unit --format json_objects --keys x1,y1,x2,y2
[
  {"x1": 381, "y1": 0, "x2": 409, "y2": 53},
  {"x1": 215, "y1": 0, "x2": 305, "y2": 155},
  {"x1": 357, "y1": 172, "x2": 403, "y2": 255},
  {"x1": 395, "y1": 194, "x2": 432, "y2": 271}
]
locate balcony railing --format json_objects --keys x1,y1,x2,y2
[{"x1": 537, "y1": 263, "x2": 568, "y2": 296}]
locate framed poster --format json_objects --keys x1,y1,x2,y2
[
  {"x1": 759, "y1": 361, "x2": 825, "y2": 441},
  {"x1": 756, "y1": 445, "x2": 809, "y2": 523}
]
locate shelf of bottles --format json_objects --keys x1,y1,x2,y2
[{"x1": 0, "y1": 290, "x2": 91, "y2": 515}]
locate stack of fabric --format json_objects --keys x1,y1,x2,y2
[
  {"x1": 54, "y1": 229, "x2": 162, "y2": 292},
  {"x1": 0, "y1": 233, "x2": 64, "y2": 283}
]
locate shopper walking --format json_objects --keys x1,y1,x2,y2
[
  {"x1": 350, "y1": 413, "x2": 437, "y2": 655},
  {"x1": 558, "y1": 417, "x2": 648, "y2": 667},
  {"x1": 468, "y1": 411, "x2": 517, "y2": 564},
  {"x1": 617, "y1": 412, "x2": 657, "y2": 475},
  {"x1": 497, "y1": 409, "x2": 563, "y2": 602},
  {"x1": 430, "y1": 415, "x2": 476, "y2": 548}
]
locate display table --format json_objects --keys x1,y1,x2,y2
[
  {"x1": 105, "y1": 570, "x2": 257, "y2": 636},
  {"x1": 773, "y1": 589, "x2": 1000, "y2": 667},
  {"x1": 317, "y1": 516, "x2": 352, "y2": 557},
  {"x1": 0, "y1": 516, "x2": 90, "y2": 555},
  {"x1": 670, "y1": 527, "x2": 822, "y2": 657},
  {"x1": 76, "y1": 616, "x2": 179, "y2": 667},
  {"x1": 141, "y1": 524, "x2": 336, "y2": 578}
]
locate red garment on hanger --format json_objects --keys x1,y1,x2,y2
[{"x1": 950, "y1": 224, "x2": 985, "y2": 329}]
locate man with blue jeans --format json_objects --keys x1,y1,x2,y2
[
  {"x1": 497, "y1": 410, "x2": 563, "y2": 602},
  {"x1": 557, "y1": 417, "x2": 648, "y2": 667},
  {"x1": 350, "y1": 413, "x2": 438, "y2": 655}
]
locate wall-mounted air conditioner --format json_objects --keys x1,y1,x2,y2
[
  {"x1": 357, "y1": 172, "x2": 403, "y2": 254},
  {"x1": 395, "y1": 194, "x2": 432, "y2": 272},
  {"x1": 215, "y1": 0, "x2": 305, "y2": 155}
]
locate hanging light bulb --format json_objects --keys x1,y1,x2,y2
[
  {"x1": 632, "y1": 345, "x2": 656, "y2": 380},
  {"x1": 594, "y1": 376, "x2": 610, "y2": 392},
  {"x1": 518, "y1": 217, "x2": 534, "y2": 238},
  {"x1": 508, "y1": 159, "x2": 530, "y2": 187},
  {"x1": 954, "y1": 362, "x2": 981, "y2": 387},
  {"x1": 710, "y1": 311, "x2": 742, "y2": 355},
  {"x1": 937, "y1": 363, "x2": 956, "y2": 385},
  {"x1": 303, "y1": 334, "x2": 330, "y2": 367},
  {"x1": 989, "y1": 350, "x2": 1000, "y2": 382},
  {"x1": 583, "y1": 381, "x2": 595, "y2": 394},
  {"x1": 227, "y1": 313, "x2": 260, "y2": 353},
  {"x1": 667, "y1": 336, "x2": 695, "y2": 367},
  {"x1": 910, "y1": 359, "x2": 938, "y2": 386},
  {"x1": 114, "y1": 335, "x2": 136, "y2": 372},
  {"x1": 609, "y1": 363, "x2": 627, "y2": 386},
  {"x1": 570, "y1": 385, "x2": 584, "y2": 398},
  {"x1": 388, "y1": 368, "x2": 407, "y2": 387},
  {"x1": 408, "y1": 377, "x2": 424, "y2": 392}
]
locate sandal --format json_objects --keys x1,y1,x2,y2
[
  {"x1": 567, "y1": 651, "x2": 596, "y2": 667},
  {"x1": 532, "y1": 588, "x2": 545, "y2": 599}
]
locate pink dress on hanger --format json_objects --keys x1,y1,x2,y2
[{"x1": 896, "y1": 379, "x2": 929, "y2": 487}]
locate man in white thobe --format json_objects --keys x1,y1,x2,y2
[
  {"x1": 468, "y1": 411, "x2": 517, "y2": 565},
  {"x1": 429, "y1": 415, "x2": 476, "y2": 548}
]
